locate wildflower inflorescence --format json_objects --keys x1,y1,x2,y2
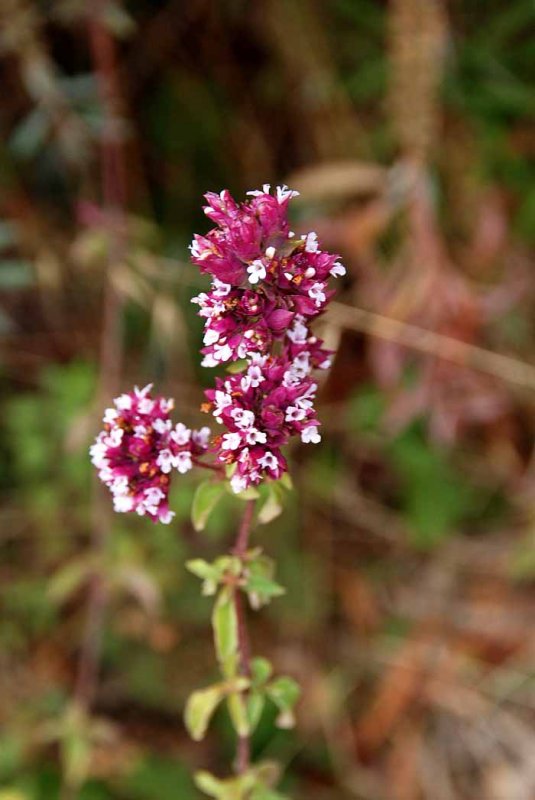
[
  {"x1": 92, "y1": 184, "x2": 343, "y2": 515},
  {"x1": 90, "y1": 384, "x2": 210, "y2": 524}
]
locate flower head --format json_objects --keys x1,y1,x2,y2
[
  {"x1": 204, "y1": 354, "x2": 321, "y2": 491},
  {"x1": 190, "y1": 185, "x2": 344, "y2": 366},
  {"x1": 91, "y1": 385, "x2": 210, "y2": 523}
]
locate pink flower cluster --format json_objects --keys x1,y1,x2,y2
[
  {"x1": 191, "y1": 185, "x2": 344, "y2": 367},
  {"x1": 191, "y1": 184, "x2": 343, "y2": 491},
  {"x1": 90, "y1": 385, "x2": 210, "y2": 524},
  {"x1": 205, "y1": 353, "x2": 321, "y2": 493},
  {"x1": 92, "y1": 185, "x2": 341, "y2": 519}
]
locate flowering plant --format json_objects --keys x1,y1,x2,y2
[{"x1": 91, "y1": 185, "x2": 344, "y2": 798}]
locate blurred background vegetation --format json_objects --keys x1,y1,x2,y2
[{"x1": 0, "y1": 1, "x2": 534, "y2": 798}]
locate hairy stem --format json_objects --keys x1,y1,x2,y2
[{"x1": 232, "y1": 499, "x2": 256, "y2": 774}]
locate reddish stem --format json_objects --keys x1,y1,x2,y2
[
  {"x1": 232, "y1": 499, "x2": 256, "y2": 774},
  {"x1": 192, "y1": 457, "x2": 224, "y2": 474}
]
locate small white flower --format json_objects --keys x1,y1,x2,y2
[
  {"x1": 159, "y1": 508, "x2": 175, "y2": 525},
  {"x1": 176, "y1": 451, "x2": 192, "y2": 474},
  {"x1": 203, "y1": 327, "x2": 220, "y2": 346},
  {"x1": 283, "y1": 369, "x2": 299, "y2": 388},
  {"x1": 212, "y1": 279, "x2": 231, "y2": 297},
  {"x1": 258, "y1": 451, "x2": 278, "y2": 471},
  {"x1": 138, "y1": 397, "x2": 155, "y2": 415},
  {"x1": 305, "y1": 267, "x2": 316, "y2": 278},
  {"x1": 304, "y1": 232, "x2": 319, "y2": 253},
  {"x1": 230, "y1": 473, "x2": 248, "y2": 493},
  {"x1": 134, "y1": 424, "x2": 148, "y2": 436},
  {"x1": 214, "y1": 343, "x2": 233, "y2": 362},
  {"x1": 330, "y1": 261, "x2": 346, "y2": 277},
  {"x1": 247, "y1": 183, "x2": 271, "y2": 197},
  {"x1": 301, "y1": 426, "x2": 321, "y2": 444},
  {"x1": 192, "y1": 426, "x2": 211, "y2": 448},
  {"x1": 247, "y1": 365, "x2": 265, "y2": 388},
  {"x1": 247, "y1": 259, "x2": 267, "y2": 284},
  {"x1": 171, "y1": 423, "x2": 191, "y2": 445},
  {"x1": 144, "y1": 487, "x2": 164, "y2": 506},
  {"x1": 215, "y1": 391, "x2": 232, "y2": 411},
  {"x1": 295, "y1": 383, "x2": 317, "y2": 409},
  {"x1": 114, "y1": 494, "x2": 135, "y2": 513},
  {"x1": 265, "y1": 246, "x2": 276, "y2": 259},
  {"x1": 222, "y1": 432, "x2": 242, "y2": 451},
  {"x1": 231, "y1": 408, "x2": 255, "y2": 429},
  {"x1": 103, "y1": 407, "x2": 118, "y2": 424},
  {"x1": 287, "y1": 318, "x2": 309, "y2": 344},
  {"x1": 106, "y1": 427, "x2": 124, "y2": 447},
  {"x1": 153, "y1": 418, "x2": 172, "y2": 435},
  {"x1": 245, "y1": 428, "x2": 267, "y2": 445},
  {"x1": 276, "y1": 185, "x2": 299, "y2": 203},
  {"x1": 308, "y1": 282, "x2": 326, "y2": 307},
  {"x1": 201, "y1": 353, "x2": 218, "y2": 367},
  {"x1": 99, "y1": 466, "x2": 113, "y2": 483},
  {"x1": 157, "y1": 449, "x2": 175, "y2": 474},
  {"x1": 110, "y1": 475, "x2": 129, "y2": 495},
  {"x1": 114, "y1": 394, "x2": 132, "y2": 411},
  {"x1": 285, "y1": 405, "x2": 306, "y2": 422},
  {"x1": 89, "y1": 442, "x2": 107, "y2": 468},
  {"x1": 189, "y1": 238, "x2": 212, "y2": 260},
  {"x1": 293, "y1": 352, "x2": 311, "y2": 378}
]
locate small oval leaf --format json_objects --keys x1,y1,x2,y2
[{"x1": 185, "y1": 685, "x2": 226, "y2": 741}]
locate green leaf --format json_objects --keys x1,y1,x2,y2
[
  {"x1": 192, "y1": 481, "x2": 225, "y2": 531},
  {"x1": 251, "y1": 791, "x2": 289, "y2": 800},
  {"x1": 278, "y1": 472, "x2": 293, "y2": 491},
  {"x1": 257, "y1": 485, "x2": 284, "y2": 525},
  {"x1": 62, "y1": 732, "x2": 91, "y2": 790},
  {"x1": 186, "y1": 559, "x2": 219, "y2": 581},
  {"x1": 226, "y1": 359, "x2": 248, "y2": 374},
  {"x1": 47, "y1": 558, "x2": 94, "y2": 605},
  {"x1": 186, "y1": 558, "x2": 221, "y2": 593},
  {"x1": 251, "y1": 657, "x2": 273, "y2": 686},
  {"x1": 245, "y1": 574, "x2": 285, "y2": 598},
  {"x1": 225, "y1": 463, "x2": 237, "y2": 479},
  {"x1": 194, "y1": 771, "x2": 226, "y2": 798},
  {"x1": 212, "y1": 588, "x2": 238, "y2": 676},
  {"x1": 244, "y1": 555, "x2": 284, "y2": 609},
  {"x1": 266, "y1": 677, "x2": 300, "y2": 729},
  {"x1": 247, "y1": 691, "x2": 265, "y2": 731},
  {"x1": 227, "y1": 692, "x2": 250, "y2": 737},
  {"x1": 184, "y1": 685, "x2": 226, "y2": 741},
  {"x1": 194, "y1": 771, "x2": 255, "y2": 800}
]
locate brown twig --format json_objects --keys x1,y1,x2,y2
[
  {"x1": 327, "y1": 301, "x2": 535, "y2": 392},
  {"x1": 62, "y1": 7, "x2": 129, "y2": 800},
  {"x1": 232, "y1": 499, "x2": 256, "y2": 774}
]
